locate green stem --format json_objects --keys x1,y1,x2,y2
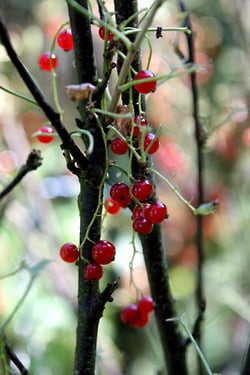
[
  {"x1": 147, "y1": 167, "x2": 196, "y2": 212},
  {"x1": 108, "y1": 0, "x2": 166, "y2": 114},
  {"x1": 0, "y1": 276, "x2": 35, "y2": 334},
  {"x1": 0, "y1": 85, "x2": 39, "y2": 106},
  {"x1": 79, "y1": 115, "x2": 109, "y2": 251},
  {"x1": 66, "y1": 0, "x2": 131, "y2": 48},
  {"x1": 119, "y1": 64, "x2": 199, "y2": 92},
  {"x1": 167, "y1": 316, "x2": 213, "y2": 375}
]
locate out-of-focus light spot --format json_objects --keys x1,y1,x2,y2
[{"x1": 0, "y1": 150, "x2": 19, "y2": 172}]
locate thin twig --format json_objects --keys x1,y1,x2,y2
[{"x1": 0, "y1": 149, "x2": 42, "y2": 201}]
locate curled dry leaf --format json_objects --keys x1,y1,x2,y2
[{"x1": 64, "y1": 83, "x2": 96, "y2": 100}]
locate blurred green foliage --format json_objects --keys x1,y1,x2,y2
[{"x1": 0, "y1": 0, "x2": 250, "y2": 374}]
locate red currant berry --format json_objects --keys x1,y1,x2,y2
[
  {"x1": 60, "y1": 243, "x2": 79, "y2": 263},
  {"x1": 143, "y1": 133, "x2": 160, "y2": 154},
  {"x1": 98, "y1": 26, "x2": 114, "y2": 41},
  {"x1": 104, "y1": 198, "x2": 120, "y2": 215},
  {"x1": 132, "y1": 179, "x2": 153, "y2": 202},
  {"x1": 84, "y1": 262, "x2": 103, "y2": 280},
  {"x1": 92, "y1": 240, "x2": 116, "y2": 265},
  {"x1": 144, "y1": 202, "x2": 167, "y2": 223},
  {"x1": 134, "y1": 70, "x2": 156, "y2": 94},
  {"x1": 57, "y1": 29, "x2": 74, "y2": 51},
  {"x1": 37, "y1": 126, "x2": 55, "y2": 144},
  {"x1": 133, "y1": 311, "x2": 149, "y2": 327},
  {"x1": 110, "y1": 182, "x2": 131, "y2": 208},
  {"x1": 138, "y1": 296, "x2": 154, "y2": 314},
  {"x1": 120, "y1": 304, "x2": 141, "y2": 326},
  {"x1": 132, "y1": 203, "x2": 151, "y2": 220},
  {"x1": 111, "y1": 138, "x2": 128, "y2": 155},
  {"x1": 133, "y1": 217, "x2": 153, "y2": 235},
  {"x1": 129, "y1": 116, "x2": 148, "y2": 137},
  {"x1": 38, "y1": 51, "x2": 58, "y2": 71}
]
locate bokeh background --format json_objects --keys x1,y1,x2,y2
[{"x1": 0, "y1": 0, "x2": 250, "y2": 374}]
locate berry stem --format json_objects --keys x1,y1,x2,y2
[
  {"x1": 79, "y1": 114, "x2": 109, "y2": 252},
  {"x1": 108, "y1": 0, "x2": 166, "y2": 114},
  {"x1": 49, "y1": 22, "x2": 70, "y2": 118},
  {"x1": 147, "y1": 167, "x2": 196, "y2": 213},
  {"x1": 0, "y1": 85, "x2": 39, "y2": 106}
]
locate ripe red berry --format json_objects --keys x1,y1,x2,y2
[
  {"x1": 37, "y1": 126, "x2": 55, "y2": 143},
  {"x1": 111, "y1": 138, "x2": 128, "y2": 155},
  {"x1": 129, "y1": 116, "x2": 148, "y2": 137},
  {"x1": 132, "y1": 203, "x2": 151, "y2": 220},
  {"x1": 132, "y1": 179, "x2": 153, "y2": 202},
  {"x1": 84, "y1": 262, "x2": 103, "y2": 280},
  {"x1": 138, "y1": 296, "x2": 154, "y2": 314},
  {"x1": 144, "y1": 202, "x2": 167, "y2": 223},
  {"x1": 134, "y1": 70, "x2": 156, "y2": 94},
  {"x1": 57, "y1": 28, "x2": 74, "y2": 51},
  {"x1": 110, "y1": 182, "x2": 131, "y2": 208},
  {"x1": 120, "y1": 304, "x2": 141, "y2": 326},
  {"x1": 133, "y1": 311, "x2": 149, "y2": 327},
  {"x1": 104, "y1": 197, "x2": 120, "y2": 214},
  {"x1": 92, "y1": 240, "x2": 116, "y2": 265},
  {"x1": 143, "y1": 133, "x2": 160, "y2": 154},
  {"x1": 133, "y1": 217, "x2": 153, "y2": 235},
  {"x1": 38, "y1": 51, "x2": 58, "y2": 71},
  {"x1": 121, "y1": 304, "x2": 149, "y2": 327},
  {"x1": 98, "y1": 26, "x2": 114, "y2": 41},
  {"x1": 60, "y1": 243, "x2": 79, "y2": 263}
]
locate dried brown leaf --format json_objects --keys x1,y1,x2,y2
[{"x1": 64, "y1": 83, "x2": 96, "y2": 100}]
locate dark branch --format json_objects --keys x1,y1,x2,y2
[
  {"x1": 0, "y1": 149, "x2": 42, "y2": 201},
  {"x1": 3, "y1": 334, "x2": 29, "y2": 374},
  {"x1": 179, "y1": 1, "x2": 206, "y2": 373},
  {"x1": 0, "y1": 13, "x2": 87, "y2": 170},
  {"x1": 241, "y1": 339, "x2": 250, "y2": 375}
]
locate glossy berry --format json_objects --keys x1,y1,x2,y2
[
  {"x1": 134, "y1": 70, "x2": 156, "y2": 94},
  {"x1": 132, "y1": 203, "x2": 151, "y2": 220},
  {"x1": 138, "y1": 296, "x2": 154, "y2": 314},
  {"x1": 133, "y1": 217, "x2": 153, "y2": 235},
  {"x1": 129, "y1": 116, "x2": 148, "y2": 137},
  {"x1": 57, "y1": 29, "x2": 73, "y2": 51},
  {"x1": 133, "y1": 311, "x2": 149, "y2": 327},
  {"x1": 111, "y1": 138, "x2": 128, "y2": 155},
  {"x1": 37, "y1": 126, "x2": 55, "y2": 143},
  {"x1": 60, "y1": 243, "x2": 79, "y2": 263},
  {"x1": 104, "y1": 197, "x2": 120, "y2": 214},
  {"x1": 38, "y1": 51, "x2": 58, "y2": 71},
  {"x1": 84, "y1": 262, "x2": 103, "y2": 280},
  {"x1": 132, "y1": 179, "x2": 153, "y2": 202},
  {"x1": 92, "y1": 240, "x2": 116, "y2": 265},
  {"x1": 144, "y1": 201, "x2": 167, "y2": 223},
  {"x1": 121, "y1": 304, "x2": 149, "y2": 327},
  {"x1": 98, "y1": 26, "x2": 114, "y2": 41},
  {"x1": 110, "y1": 182, "x2": 131, "y2": 208},
  {"x1": 143, "y1": 133, "x2": 160, "y2": 154},
  {"x1": 120, "y1": 304, "x2": 141, "y2": 325}
]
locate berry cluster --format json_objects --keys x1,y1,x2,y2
[
  {"x1": 83, "y1": 240, "x2": 116, "y2": 281},
  {"x1": 60, "y1": 240, "x2": 116, "y2": 282},
  {"x1": 106, "y1": 179, "x2": 168, "y2": 235},
  {"x1": 121, "y1": 296, "x2": 154, "y2": 327}
]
